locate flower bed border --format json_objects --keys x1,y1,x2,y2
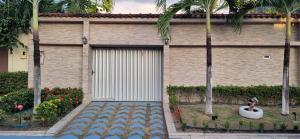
[{"x1": 0, "y1": 102, "x2": 89, "y2": 136}]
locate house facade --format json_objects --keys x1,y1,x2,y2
[
  {"x1": 28, "y1": 13, "x2": 300, "y2": 103},
  {"x1": 0, "y1": 34, "x2": 30, "y2": 72}
]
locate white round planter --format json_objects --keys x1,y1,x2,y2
[{"x1": 239, "y1": 106, "x2": 263, "y2": 119}]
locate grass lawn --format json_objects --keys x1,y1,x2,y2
[{"x1": 177, "y1": 104, "x2": 300, "y2": 132}]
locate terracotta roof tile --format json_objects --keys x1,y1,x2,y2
[{"x1": 39, "y1": 13, "x2": 300, "y2": 19}]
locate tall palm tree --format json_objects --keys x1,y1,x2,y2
[
  {"x1": 32, "y1": 0, "x2": 41, "y2": 111},
  {"x1": 157, "y1": 0, "x2": 228, "y2": 115},
  {"x1": 31, "y1": 0, "x2": 114, "y2": 110},
  {"x1": 227, "y1": 0, "x2": 300, "y2": 115}
]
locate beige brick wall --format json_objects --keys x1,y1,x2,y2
[
  {"x1": 89, "y1": 23, "x2": 290, "y2": 46},
  {"x1": 89, "y1": 24, "x2": 162, "y2": 45},
  {"x1": 28, "y1": 45, "x2": 83, "y2": 88},
  {"x1": 170, "y1": 24, "x2": 286, "y2": 46},
  {"x1": 39, "y1": 23, "x2": 83, "y2": 44},
  {"x1": 170, "y1": 47, "x2": 299, "y2": 86}
]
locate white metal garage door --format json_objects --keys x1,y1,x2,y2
[{"x1": 92, "y1": 48, "x2": 162, "y2": 101}]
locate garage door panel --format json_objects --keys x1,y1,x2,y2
[{"x1": 92, "y1": 48, "x2": 162, "y2": 101}]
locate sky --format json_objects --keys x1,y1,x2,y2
[
  {"x1": 111, "y1": 0, "x2": 228, "y2": 14},
  {"x1": 112, "y1": 0, "x2": 178, "y2": 14}
]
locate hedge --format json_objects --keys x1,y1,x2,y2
[
  {"x1": 0, "y1": 88, "x2": 83, "y2": 114},
  {"x1": 0, "y1": 72, "x2": 28, "y2": 93},
  {"x1": 168, "y1": 85, "x2": 300, "y2": 106}
]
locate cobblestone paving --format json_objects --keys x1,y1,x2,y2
[{"x1": 56, "y1": 102, "x2": 166, "y2": 139}]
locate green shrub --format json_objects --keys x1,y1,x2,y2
[
  {"x1": 273, "y1": 122, "x2": 278, "y2": 130},
  {"x1": 280, "y1": 123, "x2": 287, "y2": 131},
  {"x1": 168, "y1": 85, "x2": 300, "y2": 105},
  {"x1": 35, "y1": 99, "x2": 62, "y2": 125},
  {"x1": 224, "y1": 121, "x2": 230, "y2": 132},
  {"x1": 258, "y1": 123, "x2": 264, "y2": 132},
  {"x1": 0, "y1": 72, "x2": 27, "y2": 93},
  {"x1": 0, "y1": 88, "x2": 83, "y2": 114},
  {"x1": 0, "y1": 89, "x2": 33, "y2": 113},
  {"x1": 0, "y1": 109, "x2": 6, "y2": 120},
  {"x1": 203, "y1": 122, "x2": 209, "y2": 131},
  {"x1": 293, "y1": 124, "x2": 299, "y2": 130},
  {"x1": 249, "y1": 121, "x2": 253, "y2": 130}
]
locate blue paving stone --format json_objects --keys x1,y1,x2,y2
[
  {"x1": 57, "y1": 102, "x2": 165, "y2": 138},
  {"x1": 135, "y1": 109, "x2": 146, "y2": 114},
  {"x1": 90, "y1": 123, "x2": 108, "y2": 128},
  {"x1": 149, "y1": 136, "x2": 162, "y2": 139},
  {"x1": 78, "y1": 112, "x2": 96, "y2": 117},
  {"x1": 104, "y1": 136, "x2": 121, "y2": 139},
  {"x1": 150, "y1": 123, "x2": 163, "y2": 129},
  {"x1": 132, "y1": 113, "x2": 146, "y2": 119},
  {"x1": 132, "y1": 118, "x2": 146, "y2": 124},
  {"x1": 115, "y1": 113, "x2": 128, "y2": 118},
  {"x1": 130, "y1": 123, "x2": 145, "y2": 129},
  {"x1": 150, "y1": 114, "x2": 162, "y2": 119},
  {"x1": 113, "y1": 117, "x2": 128, "y2": 124},
  {"x1": 62, "y1": 128, "x2": 85, "y2": 135},
  {"x1": 66, "y1": 123, "x2": 88, "y2": 129},
  {"x1": 150, "y1": 129, "x2": 164, "y2": 135},
  {"x1": 95, "y1": 118, "x2": 109, "y2": 124},
  {"x1": 87, "y1": 127, "x2": 105, "y2": 134},
  {"x1": 97, "y1": 113, "x2": 113, "y2": 118},
  {"x1": 127, "y1": 135, "x2": 143, "y2": 139},
  {"x1": 130, "y1": 130, "x2": 145, "y2": 136},
  {"x1": 57, "y1": 134, "x2": 79, "y2": 139},
  {"x1": 108, "y1": 128, "x2": 126, "y2": 135},
  {"x1": 72, "y1": 118, "x2": 93, "y2": 124},
  {"x1": 84, "y1": 134, "x2": 102, "y2": 139},
  {"x1": 150, "y1": 119, "x2": 163, "y2": 124},
  {"x1": 111, "y1": 123, "x2": 126, "y2": 129}
]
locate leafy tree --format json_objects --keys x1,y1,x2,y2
[
  {"x1": 157, "y1": 0, "x2": 228, "y2": 115},
  {"x1": 227, "y1": 0, "x2": 300, "y2": 115},
  {"x1": 0, "y1": 0, "x2": 31, "y2": 49}
]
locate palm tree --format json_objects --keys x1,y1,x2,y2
[
  {"x1": 227, "y1": 0, "x2": 300, "y2": 115},
  {"x1": 157, "y1": 0, "x2": 228, "y2": 115},
  {"x1": 31, "y1": 0, "x2": 114, "y2": 110},
  {"x1": 32, "y1": 0, "x2": 41, "y2": 111}
]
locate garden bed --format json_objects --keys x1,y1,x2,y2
[
  {"x1": 0, "y1": 88, "x2": 83, "y2": 131},
  {"x1": 174, "y1": 104, "x2": 300, "y2": 133}
]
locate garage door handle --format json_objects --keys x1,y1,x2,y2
[{"x1": 92, "y1": 70, "x2": 95, "y2": 75}]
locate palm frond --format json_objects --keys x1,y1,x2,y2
[
  {"x1": 156, "y1": 0, "x2": 167, "y2": 11},
  {"x1": 157, "y1": 0, "x2": 196, "y2": 40},
  {"x1": 101, "y1": 0, "x2": 114, "y2": 13}
]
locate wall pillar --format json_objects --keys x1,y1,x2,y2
[
  {"x1": 82, "y1": 20, "x2": 92, "y2": 103},
  {"x1": 298, "y1": 47, "x2": 300, "y2": 85},
  {"x1": 162, "y1": 39, "x2": 176, "y2": 133}
]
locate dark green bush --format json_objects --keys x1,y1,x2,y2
[
  {"x1": 0, "y1": 72, "x2": 28, "y2": 93},
  {"x1": 0, "y1": 89, "x2": 34, "y2": 113},
  {"x1": 168, "y1": 85, "x2": 300, "y2": 105}
]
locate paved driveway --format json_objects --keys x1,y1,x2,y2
[{"x1": 56, "y1": 102, "x2": 166, "y2": 139}]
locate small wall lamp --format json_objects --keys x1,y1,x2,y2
[
  {"x1": 82, "y1": 36, "x2": 88, "y2": 45},
  {"x1": 164, "y1": 38, "x2": 169, "y2": 45}
]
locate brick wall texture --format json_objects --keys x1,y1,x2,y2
[
  {"x1": 170, "y1": 47, "x2": 299, "y2": 86},
  {"x1": 28, "y1": 17, "x2": 300, "y2": 94}
]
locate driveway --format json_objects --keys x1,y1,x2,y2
[{"x1": 56, "y1": 102, "x2": 166, "y2": 139}]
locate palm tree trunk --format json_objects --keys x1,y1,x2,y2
[
  {"x1": 281, "y1": 12, "x2": 291, "y2": 115},
  {"x1": 205, "y1": 10, "x2": 213, "y2": 115},
  {"x1": 33, "y1": 0, "x2": 41, "y2": 111}
]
